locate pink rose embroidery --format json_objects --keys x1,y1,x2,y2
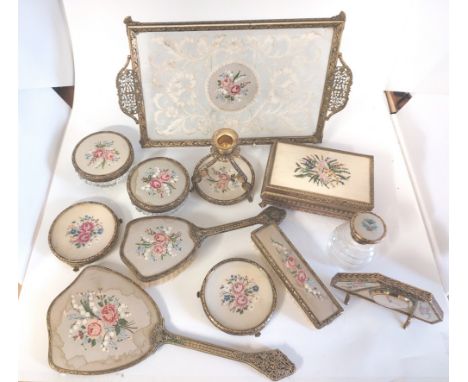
[
  {"x1": 230, "y1": 84, "x2": 241, "y2": 94},
  {"x1": 154, "y1": 233, "x2": 168, "y2": 243},
  {"x1": 76, "y1": 232, "x2": 91, "y2": 244},
  {"x1": 152, "y1": 244, "x2": 166, "y2": 255},
  {"x1": 101, "y1": 304, "x2": 119, "y2": 325},
  {"x1": 93, "y1": 149, "x2": 104, "y2": 158},
  {"x1": 159, "y1": 171, "x2": 171, "y2": 182},
  {"x1": 295, "y1": 270, "x2": 308, "y2": 285},
  {"x1": 235, "y1": 294, "x2": 248, "y2": 308},
  {"x1": 150, "y1": 179, "x2": 162, "y2": 189},
  {"x1": 80, "y1": 221, "x2": 95, "y2": 232},
  {"x1": 285, "y1": 256, "x2": 296, "y2": 269},
  {"x1": 232, "y1": 282, "x2": 245, "y2": 294},
  {"x1": 86, "y1": 321, "x2": 102, "y2": 338}
]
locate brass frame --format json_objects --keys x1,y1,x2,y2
[
  {"x1": 330, "y1": 273, "x2": 444, "y2": 328},
  {"x1": 48, "y1": 201, "x2": 121, "y2": 271},
  {"x1": 252, "y1": 223, "x2": 343, "y2": 329},
  {"x1": 198, "y1": 257, "x2": 277, "y2": 336},
  {"x1": 116, "y1": 13, "x2": 352, "y2": 147},
  {"x1": 120, "y1": 207, "x2": 286, "y2": 283},
  {"x1": 48, "y1": 265, "x2": 296, "y2": 379},
  {"x1": 126, "y1": 156, "x2": 190, "y2": 214},
  {"x1": 72, "y1": 131, "x2": 134, "y2": 184},
  {"x1": 259, "y1": 141, "x2": 374, "y2": 219}
]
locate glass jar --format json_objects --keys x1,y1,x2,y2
[{"x1": 327, "y1": 211, "x2": 386, "y2": 270}]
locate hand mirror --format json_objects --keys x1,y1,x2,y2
[
  {"x1": 47, "y1": 266, "x2": 295, "y2": 380},
  {"x1": 120, "y1": 206, "x2": 286, "y2": 282}
]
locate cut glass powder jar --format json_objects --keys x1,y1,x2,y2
[
  {"x1": 327, "y1": 211, "x2": 387, "y2": 270},
  {"x1": 72, "y1": 131, "x2": 134, "y2": 187}
]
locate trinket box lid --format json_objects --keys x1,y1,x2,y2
[
  {"x1": 48, "y1": 202, "x2": 120, "y2": 270},
  {"x1": 127, "y1": 157, "x2": 189, "y2": 213},
  {"x1": 350, "y1": 211, "x2": 386, "y2": 244},
  {"x1": 72, "y1": 131, "x2": 134, "y2": 183}
]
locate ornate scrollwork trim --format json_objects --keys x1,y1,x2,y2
[
  {"x1": 116, "y1": 55, "x2": 139, "y2": 123},
  {"x1": 326, "y1": 53, "x2": 353, "y2": 121}
]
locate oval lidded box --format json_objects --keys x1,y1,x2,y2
[
  {"x1": 127, "y1": 157, "x2": 190, "y2": 214},
  {"x1": 72, "y1": 131, "x2": 134, "y2": 186}
]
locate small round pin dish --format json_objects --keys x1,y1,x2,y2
[
  {"x1": 48, "y1": 201, "x2": 121, "y2": 271},
  {"x1": 127, "y1": 157, "x2": 190, "y2": 214},
  {"x1": 198, "y1": 258, "x2": 276, "y2": 336},
  {"x1": 72, "y1": 131, "x2": 134, "y2": 187}
]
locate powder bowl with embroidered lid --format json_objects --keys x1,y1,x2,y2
[
  {"x1": 72, "y1": 131, "x2": 134, "y2": 187},
  {"x1": 192, "y1": 128, "x2": 255, "y2": 205},
  {"x1": 198, "y1": 258, "x2": 276, "y2": 336},
  {"x1": 127, "y1": 157, "x2": 190, "y2": 214},
  {"x1": 327, "y1": 211, "x2": 387, "y2": 270},
  {"x1": 48, "y1": 201, "x2": 121, "y2": 271}
]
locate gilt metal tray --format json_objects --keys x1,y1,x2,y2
[{"x1": 116, "y1": 12, "x2": 352, "y2": 147}]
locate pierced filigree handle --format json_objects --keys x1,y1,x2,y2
[
  {"x1": 326, "y1": 53, "x2": 353, "y2": 120},
  {"x1": 116, "y1": 55, "x2": 139, "y2": 123},
  {"x1": 162, "y1": 329, "x2": 295, "y2": 380}
]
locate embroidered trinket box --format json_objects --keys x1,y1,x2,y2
[
  {"x1": 72, "y1": 131, "x2": 134, "y2": 187},
  {"x1": 198, "y1": 258, "x2": 276, "y2": 336},
  {"x1": 48, "y1": 201, "x2": 121, "y2": 271},
  {"x1": 252, "y1": 223, "x2": 343, "y2": 329},
  {"x1": 127, "y1": 157, "x2": 190, "y2": 214},
  {"x1": 260, "y1": 141, "x2": 374, "y2": 219}
]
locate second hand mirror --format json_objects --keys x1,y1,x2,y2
[{"x1": 121, "y1": 207, "x2": 286, "y2": 282}]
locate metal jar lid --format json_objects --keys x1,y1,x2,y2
[
  {"x1": 350, "y1": 211, "x2": 387, "y2": 245},
  {"x1": 72, "y1": 131, "x2": 134, "y2": 184},
  {"x1": 127, "y1": 157, "x2": 190, "y2": 214}
]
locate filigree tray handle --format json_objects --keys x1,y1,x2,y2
[
  {"x1": 326, "y1": 53, "x2": 353, "y2": 120},
  {"x1": 116, "y1": 55, "x2": 139, "y2": 123}
]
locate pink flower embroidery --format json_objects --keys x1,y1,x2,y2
[
  {"x1": 93, "y1": 149, "x2": 104, "y2": 158},
  {"x1": 85, "y1": 140, "x2": 120, "y2": 169},
  {"x1": 159, "y1": 171, "x2": 171, "y2": 182},
  {"x1": 154, "y1": 233, "x2": 168, "y2": 243},
  {"x1": 101, "y1": 304, "x2": 119, "y2": 325},
  {"x1": 152, "y1": 244, "x2": 166, "y2": 255},
  {"x1": 76, "y1": 232, "x2": 91, "y2": 244},
  {"x1": 86, "y1": 320, "x2": 102, "y2": 338},
  {"x1": 235, "y1": 294, "x2": 248, "y2": 308},
  {"x1": 232, "y1": 282, "x2": 245, "y2": 295},
  {"x1": 80, "y1": 221, "x2": 95, "y2": 232},
  {"x1": 295, "y1": 270, "x2": 308, "y2": 285},
  {"x1": 150, "y1": 179, "x2": 162, "y2": 189},
  {"x1": 285, "y1": 256, "x2": 296, "y2": 269},
  {"x1": 230, "y1": 84, "x2": 241, "y2": 94}
]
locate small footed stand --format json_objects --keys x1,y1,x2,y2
[{"x1": 191, "y1": 128, "x2": 255, "y2": 205}]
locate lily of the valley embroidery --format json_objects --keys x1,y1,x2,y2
[
  {"x1": 294, "y1": 154, "x2": 351, "y2": 188},
  {"x1": 67, "y1": 290, "x2": 136, "y2": 352}
]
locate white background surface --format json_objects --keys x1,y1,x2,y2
[{"x1": 18, "y1": 0, "x2": 449, "y2": 381}]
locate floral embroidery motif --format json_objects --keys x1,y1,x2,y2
[
  {"x1": 136, "y1": 226, "x2": 183, "y2": 261},
  {"x1": 361, "y1": 218, "x2": 378, "y2": 231},
  {"x1": 216, "y1": 69, "x2": 252, "y2": 103},
  {"x1": 66, "y1": 215, "x2": 104, "y2": 248},
  {"x1": 271, "y1": 239, "x2": 323, "y2": 300},
  {"x1": 220, "y1": 274, "x2": 259, "y2": 314},
  {"x1": 67, "y1": 290, "x2": 136, "y2": 352},
  {"x1": 141, "y1": 167, "x2": 179, "y2": 198},
  {"x1": 294, "y1": 154, "x2": 351, "y2": 188},
  {"x1": 200, "y1": 166, "x2": 241, "y2": 193},
  {"x1": 85, "y1": 141, "x2": 120, "y2": 169}
]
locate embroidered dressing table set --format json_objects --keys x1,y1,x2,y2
[{"x1": 44, "y1": 12, "x2": 443, "y2": 380}]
